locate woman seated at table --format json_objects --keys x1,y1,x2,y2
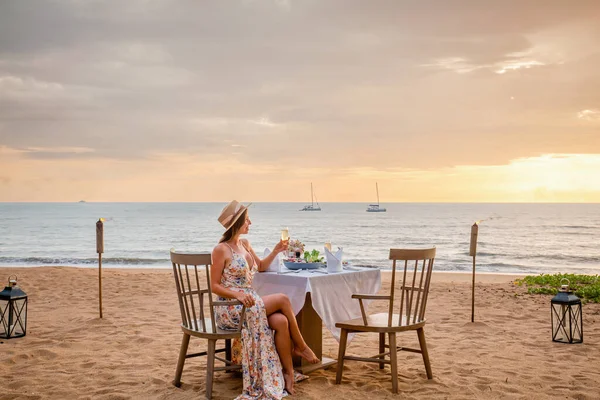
[{"x1": 211, "y1": 200, "x2": 319, "y2": 398}]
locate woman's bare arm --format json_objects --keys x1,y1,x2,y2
[{"x1": 242, "y1": 238, "x2": 287, "y2": 272}]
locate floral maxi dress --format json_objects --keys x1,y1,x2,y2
[{"x1": 215, "y1": 244, "x2": 286, "y2": 400}]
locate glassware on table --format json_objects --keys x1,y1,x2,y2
[{"x1": 324, "y1": 241, "x2": 332, "y2": 251}]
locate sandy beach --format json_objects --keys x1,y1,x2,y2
[{"x1": 1, "y1": 266, "x2": 599, "y2": 400}]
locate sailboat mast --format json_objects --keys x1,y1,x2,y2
[
  {"x1": 311, "y1": 182, "x2": 314, "y2": 206},
  {"x1": 376, "y1": 182, "x2": 380, "y2": 206}
]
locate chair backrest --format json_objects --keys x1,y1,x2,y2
[
  {"x1": 387, "y1": 248, "x2": 436, "y2": 327},
  {"x1": 170, "y1": 250, "x2": 217, "y2": 333}
]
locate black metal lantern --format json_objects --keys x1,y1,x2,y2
[
  {"x1": 551, "y1": 279, "x2": 582, "y2": 344},
  {"x1": 0, "y1": 276, "x2": 28, "y2": 339}
]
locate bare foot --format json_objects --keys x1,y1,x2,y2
[
  {"x1": 293, "y1": 346, "x2": 319, "y2": 364},
  {"x1": 283, "y1": 371, "x2": 295, "y2": 395}
]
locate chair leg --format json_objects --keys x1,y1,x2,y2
[
  {"x1": 335, "y1": 329, "x2": 349, "y2": 384},
  {"x1": 174, "y1": 333, "x2": 190, "y2": 387},
  {"x1": 388, "y1": 332, "x2": 398, "y2": 394},
  {"x1": 417, "y1": 327, "x2": 433, "y2": 379},
  {"x1": 225, "y1": 339, "x2": 232, "y2": 371},
  {"x1": 379, "y1": 332, "x2": 385, "y2": 370},
  {"x1": 206, "y1": 339, "x2": 216, "y2": 399}
]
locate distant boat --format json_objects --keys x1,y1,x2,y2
[
  {"x1": 78, "y1": 200, "x2": 86, "y2": 203},
  {"x1": 300, "y1": 183, "x2": 321, "y2": 211},
  {"x1": 366, "y1": 182, "x2": 386, "y2": 212}
]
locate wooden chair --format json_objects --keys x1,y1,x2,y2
[
  {"x1": 335, "y1": 248, "x2": 436, "y2": 393},
  {"x1": 171, "y1": 250, "x2": 246, "y2": 399}
]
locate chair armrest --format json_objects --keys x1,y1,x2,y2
[
  {"x1": 210, "y1": 300, "x2": 246, "y2": 333},
  {"x1": 351, "y1": 294, "x2": 391, "y2": 300},
  {"x1": 352, "y1": 294, "x2": 390, "y2": 326}
]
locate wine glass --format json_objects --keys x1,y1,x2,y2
[{"x1": 281, "y1": 227, "x2": 289, "y2": 241}]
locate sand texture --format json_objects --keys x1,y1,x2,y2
[{"x1": 1, "y1": 267, "x2": 599, "y2": 400}]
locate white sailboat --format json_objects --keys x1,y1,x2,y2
[
  {"x1": 300, "y1": 183, "x2": 321, "y2": 211},
  {"x1": 366, "y1": 182, "x2": 386, "y2": 212}
]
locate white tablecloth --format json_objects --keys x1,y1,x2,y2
[{"x1": 252, "y1": 268, "x2": 381, "y2": 342}]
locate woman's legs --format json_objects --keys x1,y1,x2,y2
[
  {"x1": 263, "y1": 293, "x2": 319, "y2": 364},
  {"x1": 268, "y1": 312, "x2": 295, "y2": 394}
]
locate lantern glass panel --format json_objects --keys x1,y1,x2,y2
[
  {"x1": 569, "y1": 304, "x2": 582, "y2": 342},
  {"x1": 0, "y1": 297, "x2": 27, "y2": 339},
  {"x1": 551, "y1": 302, "x2": 582, "y2": 344}
]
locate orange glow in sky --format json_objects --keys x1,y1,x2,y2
[{"x1": 2, "y1": 147, "x2": 599, "y2": 202}]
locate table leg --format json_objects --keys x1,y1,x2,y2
[{"x1": 293, "y1": 292, "x2": 337, "y2": 373}]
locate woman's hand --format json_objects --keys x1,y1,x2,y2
[
  {"x1": 273, "y1": 239, "x2": 289, "y2": 254},
  {"x1": 236, "y1": 292, "x2": 255, "y2": 308}
]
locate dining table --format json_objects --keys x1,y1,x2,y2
[{"x1": 252, "y1": 266, "x2": 381, "y2": 373}]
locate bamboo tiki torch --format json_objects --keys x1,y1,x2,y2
[
  {"x1": 96, "y1": 218, "x2": 105, "y2": 318},
  {"x1": 469, "y1": 222, "x2": 479, "y2": 323}
]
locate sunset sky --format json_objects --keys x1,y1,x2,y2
[{"x1": 1, "y1": 1, "x2": 599, "y2": 202}]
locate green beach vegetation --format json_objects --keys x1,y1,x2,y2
[{"x1": 515, "y1": 273, "x2": 600, "y2": 303}]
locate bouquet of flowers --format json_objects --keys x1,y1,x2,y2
[{"x1": 288, "y1": 239, "x2": 305, "y2": 254}]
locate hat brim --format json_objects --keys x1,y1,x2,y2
[{"x1": 223, "y1": 202, "x2": 252, "y2": 231}]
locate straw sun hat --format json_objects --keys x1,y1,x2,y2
[{"x1": 218, "y1": 200, "x2": 252, "y2": 231}]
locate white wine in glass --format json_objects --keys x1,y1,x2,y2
[
  {"x1": 324, "y1": 241, "x2": 332, "y2": 251},
  {"x1": 281, "y1": 227, "x2": 289, "y2": 241}
]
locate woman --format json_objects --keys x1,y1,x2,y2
[{"x1": 211, "y1": 200, "x2": 318, "y2": 398}]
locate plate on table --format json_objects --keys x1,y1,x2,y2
[{"x1": 283, "y1": 261, "x2": 325, "y2": 270}]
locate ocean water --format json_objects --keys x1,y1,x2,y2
[{"x1": 0, "y1": 202, "x2": 599, "y2": 275}]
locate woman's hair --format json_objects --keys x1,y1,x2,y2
[{"x1": 219, "y1": 209, "x2": 248, "y2": 243}]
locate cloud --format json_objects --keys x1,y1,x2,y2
[
  {"x1": 274, "y1": 0, "x2": 291, "y2": 11},
  {"x1": 0, "y1": 75, "x2": 64, "y2": 92},
  {"x1": 19, "y1": 146, "x2": 97, "y2": 160},
  {"x1": 577, "y1": 109, "x2": 600, "y2": 121},
  {"x1": 250, "y1": 117, "x2": 279, "y2": 128},
  {"x1": 188, "y1": 116, "x2": 282, "y2": 130},
  {"x1": 495, "y1": 60, "x2": 546, "y2": 74},
  {"x1": 422, "y1": 57, "x2": 486, "y2": 74},
  {"x1": 0, "y1": 0, "x2": 599, "y2": 189},
  {"x1": 423, "y1": 48, "x2": 551, "y2": 75}
]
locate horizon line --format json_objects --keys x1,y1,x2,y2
[{"x1": 1, "y1": 201, "x2": 599, "y2": 205}]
